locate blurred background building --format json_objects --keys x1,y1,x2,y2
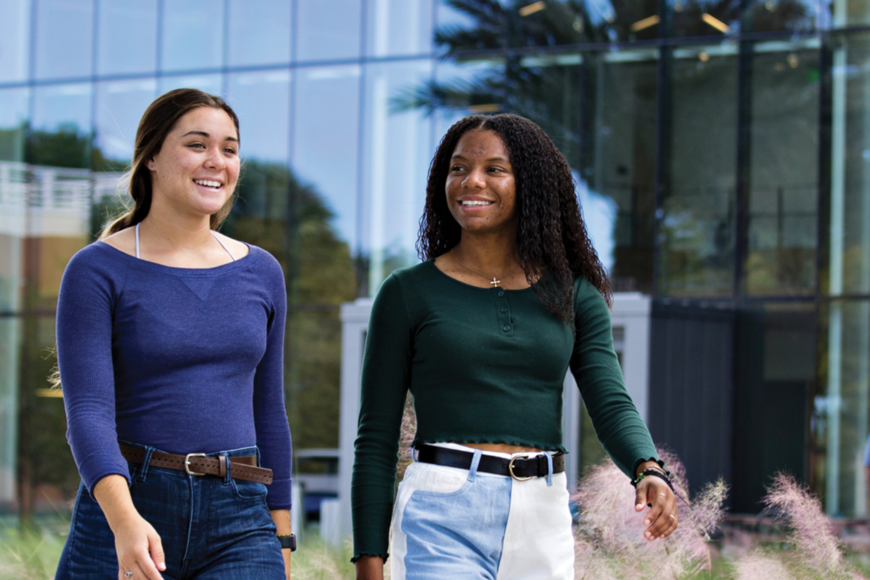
[{"x1": 1, "y1": 0, "x2": 870, "y2": 526}]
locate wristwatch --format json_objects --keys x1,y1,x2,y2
[{"x1": 278, "y1": 533, "x2": 297, "y2": 551}]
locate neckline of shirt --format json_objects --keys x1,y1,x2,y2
[
  {"x1": 424, "y1": 259, "x2": 535, "y2": 293},
  {"x1": 96, "y1": 240, "x2": 255, "y2": 276}
]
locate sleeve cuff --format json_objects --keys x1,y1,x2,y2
[{"x1": 266, "y1": 477, "x2": 292, "y2": 510}]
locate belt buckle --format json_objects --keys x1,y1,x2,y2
[
  {"x1": 184, "y1": 453, "x2": 208, "y2": 476},
  {"x1": 508, "y1": 453, "x2": 534, "y2": 482}
]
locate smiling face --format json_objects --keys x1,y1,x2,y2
[
  {"x1": 445, "y1": 129, "x2": 517, "y2": 237},
  {"x1": 148, "y1": 106, "x2": 240, "y2": 220}
]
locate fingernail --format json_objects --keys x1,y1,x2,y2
[
  {"x1": 644, "y1": 519, "x2": 650, "y2": 526},
  {"x1": 159, "y1": 563, "x2": 166, "y2": 570},
  {"x1": 636, "y1": 503, "x2": 643, "y2": 509}
]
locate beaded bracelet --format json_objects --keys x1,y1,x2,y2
[{"x1": 631, "y1": 468, "x2": 675, "y2": 494}]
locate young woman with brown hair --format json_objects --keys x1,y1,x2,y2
[{"x1": 55, "y1": 89, "x2": 294, "y2": 579}]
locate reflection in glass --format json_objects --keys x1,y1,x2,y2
[
  {"x1": 286, "y1": 309, "x2": 351, "y2": 450},
  {"x1": 670, "y1": 0, "x2": 739, "y2": 38},
  {"x1": 366, "y1": 0, "x2": 432, "y2": 57},
  {"x1": 292, "y1": 66, "x2": 361, "y2": 255},
  {"x1": 30, "y1": 84, "x2": 93, "y2": 169},
  {"x1": 0, "y1": 88, "x2": 29, "y2": 162},
  {"x1": 744, "y1": 0, "x2": 818, "y2": 32},
  {"x1": 34, "y1": 0, "x2": 93, "y2": 79},
  {"x1": 158, "y1": 75, "x2": 223, "y2": 97},
  {"x1": 0, "y1": 315, "x2": 20, "y2": 504},
  {"x1": 428, "y1": 58, "x2": 505, "y2": 141},
  {"x1": 296, "y1": 0, "x2": 362, "y2": 62},
  {"x1": 582, "y1": 51, "x2": 657, "y2": 294},
  {"x1": 746, "y1": 42, "x2": 819, "y2": 296},
  {"x1": 97, "y1": 0, "x2": 158, "y2": 75},
  {"x1": 435, "y1": 0, "x2": 658, "y2": 47},
  {"x1": 661, "y1": 45, "x2": 737, "y2": 297},
  {"x1": 0, "y1": 0, "x2": 30, "y2": 83},
  {"x1": 228, "y1": 0, "x2": 292, "y2": 67},
  {"x1": 828, "y1": 35, "x2": 870, "y2": 297},
  {"x1": 226, "y1": 71, "x2": 291, "y2": 163},
  {"x1": 161, "y1": 2, "x2": 223, "y2": 72},
  {"x1": 223, "y1": 70, "x2": 291, "y2": 273},
  {"x1": 361, "y1": 61, "x2": 433, "y2": 294},
  {"x1": 828, "y1": 1, "x2": 870, "y2": 28},
  {"x1": 94, "y1": 80, "x2": 156, "y2": 170},
  {"x1": 818, "y1": 300, "x2": 870, "y2": 516}
]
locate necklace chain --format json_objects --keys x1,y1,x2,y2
[{"x1": 450, "y1": 248, "x2": 521, "y2": 288}]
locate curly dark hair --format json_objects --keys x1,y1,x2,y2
[{"x1": 417, "y1": 113, "x2": 611, "y2": 323}]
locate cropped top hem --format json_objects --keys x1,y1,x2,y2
[
  {"x1": 413, "y1": 437, "x2": 567, "y2": 454},
  {"x1": 350, "y1": 551, "x2": 389, "y2": 564}
]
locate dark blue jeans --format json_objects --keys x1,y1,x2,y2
[{"x1": 55, "y1": 443, "x2": 284, "y2": 579}]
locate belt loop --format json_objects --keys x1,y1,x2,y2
[
  {"x1": 467, "y1": 449, "x2": 482, "y2": 482},
  {"x1": 221, "y1": 452, "x2": 232, "y2": 484},
  {"x1": 137, "y1": 447, "x2": 155, "y2": 483},
  {"x1": 545, "y1": 453, "x2": 554, "y2": 487}
]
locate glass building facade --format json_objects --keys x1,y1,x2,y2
[{"x1": 2, "y1": 0, "x2": 870, "y2": 519}]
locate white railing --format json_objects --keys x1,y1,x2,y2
[{"x1": 0, "y1": 161, "x2": 125, "y2": 237}]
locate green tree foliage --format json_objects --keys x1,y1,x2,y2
[{"x1": 223, "y1": 160, "x2": 356, "y2": 450}]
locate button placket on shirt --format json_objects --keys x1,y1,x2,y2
[{"x1": 494, "y1": 288, "x2": 514, "y2": 337}]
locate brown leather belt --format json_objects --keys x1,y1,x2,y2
[{"x1": 120, "y1": 444, "x2": 273, "y2": 485}]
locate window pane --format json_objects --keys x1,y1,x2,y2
[
  {"x1": 286, "y1": 309, "x2": 347, "y2": 450},
  {"x1": 816, "y1": 300, "x2": 870, "y2": 516},
  {"x1": 34, "y1": 0, "x2": 93, "y2": 80},
  {"x1": 746, "y1": 40, "x2": 819, "y2": 296},
  {"x1": 0, "y1": 0, "x2": 31, "y2": 83},
  {"x1": 366, "y1": 0, "x2": 432, "y2": 57},
  {"x1": 0, "y1": 87, "x2": 29, "y2": 162},
  {"x1": 361, "y1": 60, "x2": 432, "y2": 294},
  {"x1": 161, "y1": 2, "x2": 223, "y2": 72},
  {"x1": 227, "y1": 0, "x2": 292, "y2": 67},
  {"x1": 660, "y1": 45, "x2": 738, "y2": 297},
  {"x1": 431, "y1": 58, "x2": 505, "y2": 140},
  {"x1": 670, "y1": 0, "x2": 739, "y2": 38},
  {"x1": 582, "y1": 50, "x2": 658, "y2": 294},
  {"x1": 827, "y1": 34, "x2": 870, "y2": 297},
  {"x1": 158, "y1": 74, "x2": 223, "y2": 97},
  {"x1": 94, "y1": 80, "x2": 156, "y2": 170},
  {"x1": 828, "y1": 1, "x2": 870, "y2": 27},
  {"x1": 292, "y1": 65, "x2": 361, "y2": 262},
  {"x1": 296, "y1": 0, "x2": 361, "y2": 62},
  {"x1": 96, "y1": 0, "x2": 157, "y2": 75},
  {"x1": 744, "y1": 0, "x2": 818, "y2": 33},
  {"x1": 29, "y1": 84, "x2": 93, "y2": 169},
  {"x1": 226, "y1": 71, "x2": 290, "y2": 164}
]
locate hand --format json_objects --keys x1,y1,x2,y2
[
  {"x1": 281, "y1": 548, "x2": 291, "y2": 579},
  {"x1": 355, "y1": 555, "x2": 385, "y2": 580},
  {"x1": 92, "y1": 475, "x2": 166, "y2": 580},
  {"x1": 112, "y1": 512, "x2": 166, "y2": 580},
  {"x1": 633, "y1": 471, "x2": 678, "y2": 541}
]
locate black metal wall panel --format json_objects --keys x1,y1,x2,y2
[{"x1": 648, "y1": 302, "x2": 735, "y2": 501}]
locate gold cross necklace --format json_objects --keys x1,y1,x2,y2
[{"x1": 450, "y1": 248, "x2": 521, "y2": 288}]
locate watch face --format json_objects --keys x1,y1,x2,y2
[{"x1": 278, "y1": 534, "x2": 297, "y2": 551}]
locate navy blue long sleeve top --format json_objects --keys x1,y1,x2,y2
[{"x1": 56, "y1": 241, "x2": 292, "y2": 510}]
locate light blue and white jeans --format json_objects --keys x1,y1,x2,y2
[{"x1": 390, "y1": 443, "x2": 575, "y2": 580}]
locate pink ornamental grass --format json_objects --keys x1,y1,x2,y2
[
  {"x1": 761, "y1": 473, "x2": 851, "y2": 580},
  {"x1": 572, "y1": 450, "x2": 727, "y2": 580}
]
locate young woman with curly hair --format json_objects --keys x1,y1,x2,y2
[{"x1": 351, "y1": 114, "x2": 677, "y2": 579}]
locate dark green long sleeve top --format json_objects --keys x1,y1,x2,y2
[{"x1": 351, "y1": 260, "x2": 659, "y2": 562}]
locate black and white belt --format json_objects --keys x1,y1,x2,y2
[{"x1": 415, "y1": 444, "x2": 565, "y2": 481}]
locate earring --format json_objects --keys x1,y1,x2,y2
[{"x1": 149, "y1": 164, "x2": 154, "y2": 169}]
